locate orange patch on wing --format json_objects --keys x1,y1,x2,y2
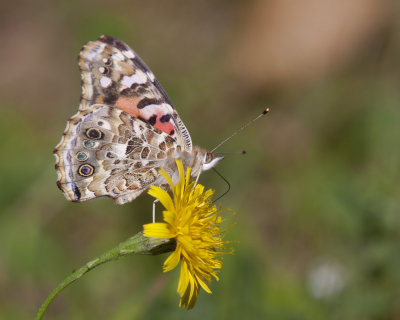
[
  {"x1": 115, "y1": 97, "x2": 141, "y2": 117},
  {"x1": 153, "y1": 112, "x2": 175, "y2": 135},
  {"x1": 114, "y1": 101, "x2": 175, "y2": 136}
]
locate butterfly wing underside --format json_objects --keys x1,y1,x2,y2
[{"x1": 54, "y1": 35, "x2": 190, "y2": 204}]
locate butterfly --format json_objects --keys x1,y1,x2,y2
[{"x1": 54, "y1": 35, "x2": 224, "y2": 205}]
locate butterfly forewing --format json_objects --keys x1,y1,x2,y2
[{"x1": 78, "y1": 35, "x2": 192, "y2": 148}]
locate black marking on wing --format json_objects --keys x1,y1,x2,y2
[
  {"x1": 72, "y1": 183, "x2": 82, "y2": 201},
  {"x1": 99, "y1": 35, "x2": 129, "y2": 51},
  {"x1": 103, "y1": 85, "x2": 119, "y2": 104},
  {"x1": 148, "y1": 115, "x2": 157, "y2": 125},
  {"x1": 132, "y1": 56, "x2": 174, "y2": 106},
  {"x1": 137, "y1": 97, "x2": 163, "y2": 109},
  {"x1": 138, "y1": 116, "x2": 157, "y2": 127},
  {"x1": 160, "y1": 114, "x2": 171, "y2": 122},
  {"x1": 97, "y1": 35, "x2": 175, "y2": 108},
  {"x1": 120, "y1": 83, "x2": 142, "y2": 96}
]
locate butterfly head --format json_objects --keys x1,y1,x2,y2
[{"x1": 202, "y1": 152, "x2": 224, "y2": 171}]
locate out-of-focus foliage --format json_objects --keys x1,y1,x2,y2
[{"x1": 1, "y1": 1, "x2": 399, "y2": 319}]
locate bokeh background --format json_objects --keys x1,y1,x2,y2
[{"x1": 1, "y1": 0, "x2": 399, "y2": 319}]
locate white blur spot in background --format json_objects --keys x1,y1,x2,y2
[{"x1": 307, "y1": 258, "x2": 347, "y2": 300}]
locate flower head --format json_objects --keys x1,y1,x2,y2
[{"x1": 143, "y1": 160, "x2": 230, "y2": 309}]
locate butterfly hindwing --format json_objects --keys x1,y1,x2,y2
[{"x1": 54, "y1": 105, "x2": 179, "y2": 204}]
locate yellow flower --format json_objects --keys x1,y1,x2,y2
[{"x1": 143, "y1": 160, "x2": 230, "y2": 309}]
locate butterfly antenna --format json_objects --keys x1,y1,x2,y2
[
  {"x1": 215, "y1": 150, "x2": 247, "y2": 155},
  {"x1": 212, "y1": 168, "x2": 231, "y2": 203},
  {"x1": 210, "y1": 108, "x2": 270, "y2": 152}
]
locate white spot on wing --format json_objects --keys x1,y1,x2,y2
[
  {"x1": 112, "y1": 144, "x2": 128, "y2": 155},
  {"x1": 99, "y1": 67, "x2": 105, "y2": 73},
  {"x1": 112, "y1": 52, "x2": 124, "y2": 61},
  {"x1": 139, "y1": 103, "x2": 174, "y2": 119},
  {"x1": 121, "y1": 70, "x2": 148, "y2": 87},
  {"x1": 99, "y1": 120, "x2": 111, "y2": 130},
  {"x1": 122, "y1": 50, "x2": 135, "y2": 59},
  {"x1": 100, "y1": 76, "x2": 112, "y2": 88},
  {"x1": 146, "y1": 71, "x2": 155, "y2": 82}
]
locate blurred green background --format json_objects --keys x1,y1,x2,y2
[{"x1": 1, "y1": 0, "x2": 400, "y2": 319}]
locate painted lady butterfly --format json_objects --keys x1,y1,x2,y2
[{"x1": 54, "y1": 35, "x2": 223, "y2": 205}]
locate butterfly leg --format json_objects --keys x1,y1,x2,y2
[
  {"x1": 193, "y1": 170, "x2": 202, "y2": 190},
  {"x1": 152, "y1": 199, "x2": 159, "y2": 223},
  {"x1": 193, "y1": 153, "x2": 207, "y2": 190}
]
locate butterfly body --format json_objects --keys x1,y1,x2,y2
[{"x1": 54, "y1": 35, "x2": 222, "y2": 205}]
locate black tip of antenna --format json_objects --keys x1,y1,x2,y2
[
  {"x1": 262, "y1": 107, "x2": 270, "y2": 115},
  {"x1": 241, "y1": 150, "x2": 247, "y2": 155}
]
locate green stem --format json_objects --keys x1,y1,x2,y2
[{"x1": 35, "y1": 231, "x2": 175, "y2": 320}]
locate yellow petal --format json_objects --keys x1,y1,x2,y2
[
  {"x1": 177, "y1": 260, "x2": 189, "y2": 295},
  {"x1": 178, "y1": 261, "x2": 199, "y2": 309},
  {"x1": 163, "y1": 247, "x2": 181, "y2": 272},
  {"x1": 185, "y1": 167, "x2": 192, "y2": 187},
  {"x1": 162, "y1": 209, "x2": 176, "y2": 226},
  {"x1": 148, "y1": 186, "x2": 174, "y2": 212},
  {"x1": 143, "y1": 223, "x2": 174, "y2": 239},
  {"x1": 159, "y1": 167, "x2": 174, "y2": 190},
  {"x1": 195, "y1": 273, "x2": 212, "y2": 294},
  {"x1": 175, "y1": 160, "x2": 185, "y2": 200}
]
